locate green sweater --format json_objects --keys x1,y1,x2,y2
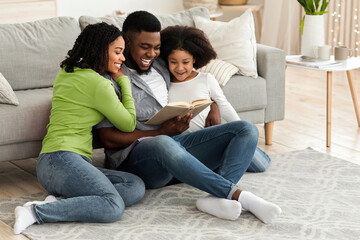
[{"x1": 40, "y1": 67, "x2": 136, "y2": 159}]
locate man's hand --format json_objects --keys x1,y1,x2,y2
[
  {"x1": 159, "y1": 113, "x2": 192, "y2": 136},
  {"x1": 111, "y1": 66, "x2": 125, "y2": 80},
  {"x1": 205, "y1": 102, "x2": 221, "y2": 127}
]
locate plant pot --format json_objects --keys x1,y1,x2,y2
[
  {"x1": 301, "y1": 15, "x2": 325, "y2": 58},
  {"x1": 219, "y1": 0, "x2": 248, "y2": 5},
  {"x1": 183, "y1": 0, "x2": 218, "y2": 13}
]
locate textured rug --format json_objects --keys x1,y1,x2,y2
[{"x1": 1, "y1": 148, "x2": 360, "y2": 240}]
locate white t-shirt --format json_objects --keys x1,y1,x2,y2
[
  {"x1": 129, "y1": 67, "x2": 168, "y2": 107},
  {"x1": 169, "y1": 72, "x2": 239, "y2": 132}
]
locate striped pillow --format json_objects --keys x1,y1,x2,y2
[
  {"x1": 198, "y1": 59, "x2": 239, "y2": 86},
  {"x1": 0, "y1": 72, "x2": 19, "y2": 106}
]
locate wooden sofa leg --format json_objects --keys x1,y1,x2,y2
[{"x1": 264, "y1": 122, "x2": 274, "y2": 145}]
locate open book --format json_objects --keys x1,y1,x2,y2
[
  {"x1": 286, "y1": 55, "x2": 343, "y2": 69},
  {"x1": 145, "y1": 99, "x2": 213, "y2": 125}
]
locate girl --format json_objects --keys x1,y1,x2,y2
[
  {"x1": 13, "y1": 22, "x2": 145, "y2": 234},
  {"x1": 160, "y1": 25, "x2": 281, "y2": 222}
]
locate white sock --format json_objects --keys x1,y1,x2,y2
[
  {"x1": 23, "y1": 195, "x2": 57, "y2": 207},
  {"x1": 238, "y1": 191, "x2": 281, "y2": 224},
  {"x1": 196, "y1": 195, "x2": 242, "y2": 221},
  {"x1": 13, "y1": 206, "x2": 36, "y2": 234}
]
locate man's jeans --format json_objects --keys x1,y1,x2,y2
[
  {"x1": 118, "y1": 121, "x2": 258, "y2": 199},
  {"x1": 34, "y1": 151, "x2": 145, "y2": 224}
]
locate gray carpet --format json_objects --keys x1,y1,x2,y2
[{"x1": 1, "y1": 148, "x2": 360, "y2": 240}]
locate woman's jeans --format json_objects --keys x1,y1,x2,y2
[
  {"x1": 34, "y1": 151, "x2": 145, "y2": 224},
  {"x1": 118, "y1": 121, "x2": 259, "y2": 199}
]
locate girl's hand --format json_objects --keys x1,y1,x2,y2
[
  {"x1": 160, "y1": 113, "x2": 192, "y2": 136},
  {"x1": 111, "y1": 66, "x2": 125, "y2": 80}
]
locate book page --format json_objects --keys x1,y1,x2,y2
[
  {"x1": 145, "y1": 99, "x2": 213, "y2": 125},
  {"x1": 190, "y1": 98, "x2": 212, "y2": 107},
  {"x1": 145, "y1": 105, "x2": 190, "y2": 125},
  {"x1": 167, "y1": 101, "x2": 191, "y2": 107}
]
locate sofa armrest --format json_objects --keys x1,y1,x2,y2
[{"x1": 256, "y1": 44, "x2": 286, "y2": 123}]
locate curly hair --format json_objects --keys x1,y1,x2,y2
[
  {"x1": 122, "y1": 11, "x2": 161, "y2": 36},
  {"x1": 60, "y1": 22, "x2": 123, "y2": 74},
  {"x1": 160, "y1": 25, "x2": 217, "y2": 69}
]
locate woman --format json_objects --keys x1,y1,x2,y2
[{"x1": 14, "y1": 22, "x2": 145, "y2": 234}]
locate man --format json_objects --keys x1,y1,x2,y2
[{"x1": 95, "y1": 11, "x2": 281, "y2": 223}]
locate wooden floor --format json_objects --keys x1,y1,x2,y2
[{"x1": 1, "y1": 67, "x2": 360, "y2": 239}]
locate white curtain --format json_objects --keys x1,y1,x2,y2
[
  {"x1": 261, "y1": 0, "x2": 360, "y2": 57},
  {"x1": 326, "y1": 0, "x2": 360, "y2": 57},
  {"x1": 260, "y1": 0, "x2": 302, "y2": 55}
]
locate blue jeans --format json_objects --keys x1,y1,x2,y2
[
  {"x1": 34, "y1": 151, "x2": 145, "y2": 224},
  {"x1": 118, "y1": 121, "x2": 258, "y2": 199},
  {"x1": 248, "y1": 147, "x2": 271, "y2": 172}
]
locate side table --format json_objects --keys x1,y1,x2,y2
[{"x1": 286, "y1": 55, "x2": 360, "y2": 147}]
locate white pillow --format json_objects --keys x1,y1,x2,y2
[
  {"x1": 0, "y1": 72, "x2": 19, "y2": 106},
  {"x1": 193, "y1": 9, "x2": 258, "y2": 78},
  {"x1": 198, "y1": 59, "x2": 239, "y2": 86}
]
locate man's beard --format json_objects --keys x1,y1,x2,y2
[{"x1": 127, "y1": 53, "x2": 152, "y2": 75}]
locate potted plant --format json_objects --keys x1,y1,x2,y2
[
  {"x1": 297, "y1": 0, "x2": 330, "y2": 33},
  {"x1": 297, "y1": 0, "x2": 331, "y2": 57}
]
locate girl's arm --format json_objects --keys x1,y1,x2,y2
[{"x1": 207, "y1": 74, "x2": 240, "y2": 122}]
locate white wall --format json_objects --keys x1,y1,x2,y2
[
  {"x1": 57, "y1": 0, "x2": 184, "y2": 19},
  {"x1": 217, "y1": 0, "x2": 264, "y2": 22},
  {"x1": 57, "y1": 0, "x2": 264, "y2": 25}
]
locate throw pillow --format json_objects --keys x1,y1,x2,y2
[
  {"x1": 193, "y1": 9, "x2": 258, "y2": 78},
  {"x1": 198, "y1": 59, "x2": 239, "y2": 86},
  {"x1": 0, "y1": 72, "x2": 19, "y2": 106}
]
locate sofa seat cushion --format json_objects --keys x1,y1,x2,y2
[
  {"x1": 222, "y1": 75, "x2": 267, "y2": 112},
  {"x1": 0, "y1": 88, "x2": 52, "y2": 145}
]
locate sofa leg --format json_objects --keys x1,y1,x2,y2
[{"x1": 264, "y1": 122, "x2": 274, "y2": 145}]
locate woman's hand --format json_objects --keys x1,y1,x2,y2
[
  {"x1": 159, "y1": 113, "x2": 192, "y2": 136},
  {"x1": 205, "y1": 102, "x2": 221, "y2": 127},
  {"x1": 111, "y1": 66, "x2": 125, "y2": 80}
]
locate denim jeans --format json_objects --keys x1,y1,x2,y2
[
  {"x1": 118, "y1": 121, "x2": 258, "y2": 199},
  {"x1": 248, "y1": 147, "x2": 271, "y2": 172},
  {"x1": 34, "y1": 151, "x2": 145, "y2": 224}
]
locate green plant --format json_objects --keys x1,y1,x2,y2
[
  {"x1": 297, "y1": 0, "x2": 331, "y2": 34},
  {"x1": 297, "y1": 0, "x2": 330, "y2": 15}
]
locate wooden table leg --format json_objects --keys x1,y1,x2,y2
[
  {"x1": 346, "y1": 70, "x2": 360, "y2": 127},
  {"x1": 326, "y1": 71, "x2": 333, "y2": 147}
]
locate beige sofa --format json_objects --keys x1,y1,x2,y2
[{"x1": 0, "y1": 7, "x2": 285, "y2": 162}]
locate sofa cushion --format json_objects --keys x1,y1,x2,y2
[
  {"x1": 0, "y1": 88, "x2": 52, "y2": 145},
  {"x1": 194, "y1": 9, "x2": 258, "y2": 78},
  {"x1": 222, "y1": 75, "x2": 267, "y2": 112},
  {"x1": 0, "y1": 17, "x2": 81, "y2": 90},
  {"x1": 0, "y1": 72, "x2": 19, "y2": 105},
  {"x1": 198, "y1": 59, "x2": 239, "y2": 86},
  {"x1": 79, "y1": 7, "x2": 210, "y2": 31}
]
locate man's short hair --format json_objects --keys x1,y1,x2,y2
[{"x1": 122, "y1": 11, "x2": 161, "y2": 35}]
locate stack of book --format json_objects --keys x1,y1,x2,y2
[{"x1": 286, "y1": 56, "x2": 343, "y2": 69}]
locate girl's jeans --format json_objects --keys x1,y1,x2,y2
[{"x1": 34, "y1": 151, "x2": 145, "y2": 223}]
